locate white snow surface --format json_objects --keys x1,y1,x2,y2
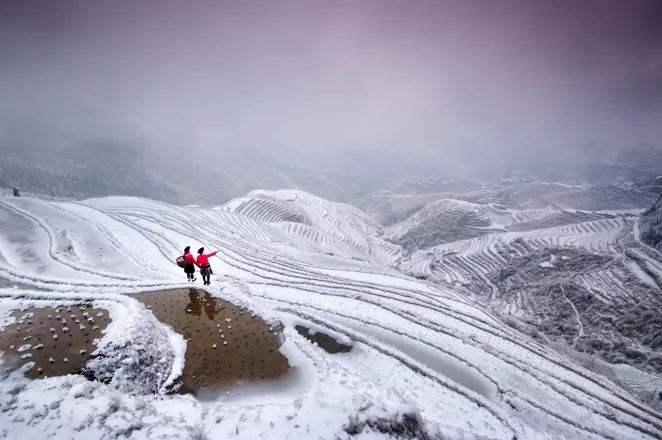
[{"x1": 0, "y1": 192, "x2": 660, "y2": 439}]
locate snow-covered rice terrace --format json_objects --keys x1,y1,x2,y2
[{"x1": 1, "y1": 189, "x2": 661, "y2": 439}]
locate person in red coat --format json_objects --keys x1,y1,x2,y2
[
  {"x1": 196, "y1": 247, "x2": 218, "y2": 285},
  {"x1": 183, "y1": 246, "x2": 197, "y2": 282}
]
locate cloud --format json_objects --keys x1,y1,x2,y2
[{"x1": 1, "y1": 0, "x2": 661, "y2": 176}]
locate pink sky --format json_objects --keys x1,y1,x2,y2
[{"x1": 1, "y1": 0, "x2": 661, "y2": 170}]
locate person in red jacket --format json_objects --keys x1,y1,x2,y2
[
  {"x1": 183, "y1": 246, "x2": 197, "y2": 282},
  {"x1": 196, "y1": 247, "x2": 217, "y2": 285}
]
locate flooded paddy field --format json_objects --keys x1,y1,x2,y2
[
  {"x1": 0, "y1": 304, "x2": 110, "y2": 378},
  {"x1": 295, "y1": 325, "x2": 352, "y2": 354},
  {"x1": 131, "y1": 289, "x2": 291, "y2": 397}
]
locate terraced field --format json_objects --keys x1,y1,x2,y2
[
  {"x1": 400, "y1": 196, "x2": 662, "y2": 378},
  {"x1": 0, "y1": 189, "x2": 661, "y2": 439}
]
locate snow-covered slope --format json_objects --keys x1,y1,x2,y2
[
  {"x1": 640, "y1": 194, "x2": 662, "y2": 252},
  {"x1": 221, "y1": 190, "x2": 401, "y2": 266},
  {"x1": 0, "y1": 146, "x2": 372, "y2": 205},
  {"x1": 1, "y1": 191, "x2": 661, "y2": 439},
  {"x1": 459, "y1": 182, "x2": 658, "y2": 211},
  {"x1": 400, "y1": 206, "x2": 662, "y2": 376},
  {"x1": 385, "y1": 199, "x2": 496, "y2": 251}
]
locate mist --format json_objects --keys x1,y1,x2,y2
[{"x1": 1, "y1": 0, "x2": 662, "y2": 202}]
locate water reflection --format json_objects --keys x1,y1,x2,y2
[
  {"x1": 131, "y1": 288, "x2": 292, "y2": 397},
  {"x1": 185, "y1": 289, "x2": 217, "y2": 320}
]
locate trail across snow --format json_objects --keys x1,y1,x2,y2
[
  {"x1": 560, "y1": 284, "x2": 584, "y2": 347},
  {"x1": 0, "y1": 191, "x2": 661, "y2": 439}
]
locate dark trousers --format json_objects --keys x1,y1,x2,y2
[
  {"x1": 200, "y1": 265, "x2": 212, "y2": 284},
  {"x1": 185, "y1": 264, "x2": 195, "y2": 281}
]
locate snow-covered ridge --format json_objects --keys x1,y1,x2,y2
[
  {"x1": 0, "y1": 191, "x2": 661, "y2": 439},
  {"x1": 221, "y1": 189, "x2": 401, "y2": 266},
  {"x1": 385, "y1": 199, "x2": 495, "y2": 251}
]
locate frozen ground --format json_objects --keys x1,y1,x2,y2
[
  {"x1": 641, "y1": 194, "x2": 662, "y2": 252},
  {"x1": 0, "y1": 190, "x2": 661, "y2": 439},
  {"x1": 397, "y1": 186, "x2": 662, "y2": 406}
]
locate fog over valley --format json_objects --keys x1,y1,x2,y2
[{"x1": 2, "y1": 0, "x2": 662, "y2": 203}]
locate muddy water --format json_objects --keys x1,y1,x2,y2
[
  {"x1": 131, "y1": 289, "x2": 291, "y2": 397},
  {"x1": 295, "y1": 325, "x2": 352, "y2": 353},
  {"x1": 0, "y1": 304, "x2": 110, "y2": 378}
]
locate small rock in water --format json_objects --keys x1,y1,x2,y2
[
  {"x1": 79, "y1": 324, "x2": 85, "y2": 330},
  {"x1": 20, "y1": 353, "x2": 32, "y2": 359},
  {"x1": 63, "y1": 358, "x2": 69, "y2": 363},
  {"x1": 62, "y1": 327, "x2": 69, "y2": 333},
  {"x1": 37, "y1": 368, "x2": 43, "y2": 375},
  {"x1": 33, "y1": 343, "x2": 44, "y2": 350},
  {"x1": 50, "y1": 327, "x2": 56, "y2": 333},
  {"x1": 79, "y1": 350, "x2": 87, "y2": 355},
  {"x1": 52, "y1": 334, "x2": 58, "y2": 340},
  {"x1": 212, "y1": 344, "x2": 217, "y2": 349},
  {"x1": 49, "y1": 357, "x2": 55, "y2": 364}
]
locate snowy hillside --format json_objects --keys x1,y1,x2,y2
[
  {"x1": 0, "y1": 146, "x2": 372, "y2": 205},
  {"x1": 1, "y1": 190, "x2": 661, "y2": 439},
  {"x1": 456, "y1": 182, "x2": 658, "y2": 211},
  {"x1": 220, "y1": 189, "x2": 401, "y2": 266},
  {"x1": 640, "y1": 194, "x2": 662, "y2": 252},
  {"x1": 399, "y1": 192, "x2": 662, "y2": 380},
  {"x1": 385, "y1": 199, "x2": 497, "y2": 251}
]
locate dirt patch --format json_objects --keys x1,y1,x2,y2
[
  {"x1": 0, "y1": 304, "x2": 110, "y2": 378},
  {"x1": 131, "y1": 289, "x2": 291, "y2": 396},
  {"x1": 295, "y1": 325, "x2": 352, "y2": 354}
]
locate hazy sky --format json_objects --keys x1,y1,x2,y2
[{"x1": 1, "y1": 0, "x2": 661, "y2": 173}]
